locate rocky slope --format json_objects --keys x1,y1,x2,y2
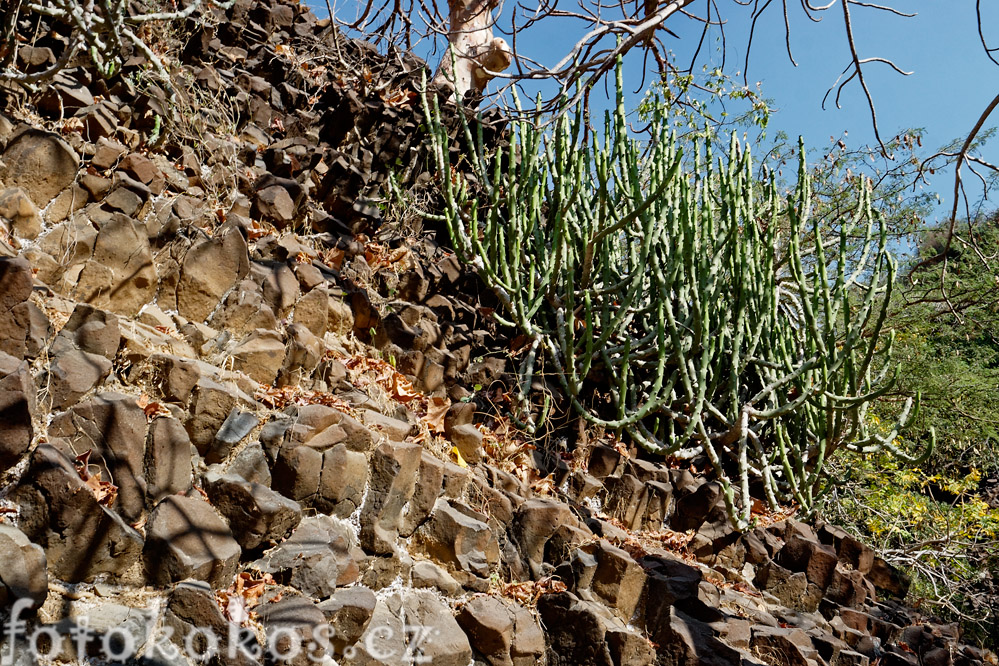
[{"x1": 0, "y1": 1, "x2": 991, "y2": 665}]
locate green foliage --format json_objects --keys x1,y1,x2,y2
[
  {"x1": 414, "y1": 65, "x2": 930, "y2": 529},
  {"x1": 823, "y1": 449, "x2": 999, "y2": 644},
  {"x1": 819, "y1": 215, "x2": 999, "y2": 644}
]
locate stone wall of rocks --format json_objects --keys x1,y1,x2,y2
[{"x1": 0, "y1": 1, "x2": 990, "y2": 665}]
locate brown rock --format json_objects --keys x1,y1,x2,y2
[
  {"x1": 103, "y1": 183, "x2": 144, "y2": 216},
  {"x1": 48, "y1": 392, "x2": 148, "y2": 522},
  {"x1": 0, "y1": 256, "x2": 34, "y2": 359},
  {"x1": 12, "y1": 444, "x2": 144, "y2": 583},
  {"x1": 145, "y1": 417, "x2": 194, "y2": 504},
  {"x1": 537, "y1": 592, "x2": 654, "y2": 666},
  {"x1": 144, "y1": 494, "x2": 241, "y2": 588},
  {"x1": 778, "y1": 534, "x2": 840, "y2": 589},
  {"x1": 204, "y1": 472, "x2": 302, "y2": 551},
  {"x1": 317, "y1": 586, "x2": 377, "y2": 654},
  {"x1": 278, "y1": 323, "x2": 322, "y2": 387},
  {"x1": 56, "y1": 303, "x2": 121, "y2": 358},
  {"x1": 46, "y1": 347, "x2": 113, "y2": 410},
  {"x1": 254, "y1": 516, "x2": 359, "y2": 599},
  {"x1": 400, "y1": 451, "x2": 446, "y2": 537},
  {"x1": 91, "y1": 138, "x2": 128, "y2": 170},
  {"x1": 0, "y1": 362, "x2": 35, "y2": 469},
  {"x1": 72, "y1": 215, "x2": 156, "y2": 316},
  {"x1": 262, "y1": 263, "x2": 300, "y2": 317},
  {"x1": 80, "y1": 173, "x2": 113, "y2": 200},
  {"x1": 185, "y1": 377, "x2": 256, "y2": 453},
  {"x1": 317, "y1": 443, "x2": 368, "y2": 516},
  {"x1": 449, "y1": 423, "x2": 484, "y2": 464},
  {"x1": 231, "y1": 328, "x2": 286, "y2": 385},
  {"x1": 0, "y1": 187, "x2": 42, "y2": 239},
  {"x1": 417, "y1": 499, "x2": 499, "y2": 579},
  {"x1": 457, "y1": 595, "x2": 544, "y2": 666},
  {"x1": 751, "y1": 626, "x2": 813, "y2": 666},
  {"x1": 293, "y1": 287, "x2": 329, "y2": 337},
  {"x1": 119, "y1": 153, "x2": 165, "y2": 194},
  {"x1": 328, "y1": 294, "x2": 354, "y2": 334},
  {"x1": 177, "y1": 229, "x2": 250, "y2": 322},
  {"x1": 208, "y1": 279, "x2": 277, "y2": 335},
  {"x1": 255, "y1": 185, "x2": 296, "y2": 225},
  {"x1": 257, "y1": 595, "x2": 330, "y2": 666},
  {"x1": 866, "y1": 557, "x2": 910, "y2": 599},
  {"x1": 0, "y1": 128, "x2": 80, "y2": 206},
  {"x1": 514, "y1": 498, "x2": 575, "y2": 578},
  {"x1": 361, "y1": 441, "x2": 423, "y2": 554},
  {"x1": 0, "y1": 524, "x2": 47, "y2": 610},
  {"x1": 359, "y1": 409, "x2": 414, "y2": 442},
  {"x1": 272, "y1": 441, "x2": 323, "y2": 503},
  {"x1": 578, "y1": 540, "x2": 646, "y2": 621}
]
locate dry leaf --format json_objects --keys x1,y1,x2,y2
[
  {"x1": 74, "y1": 450, "x2": 118, "y2": 508},
  {"x1": 143, "y1": 401, "x2": 171, "y2": 421},
  {"x1": 218, "y1": 572, "x2": 276, "y2": 625},
  {"x1": 424, "y1": 396, "x2": 450, "y2": 434}
]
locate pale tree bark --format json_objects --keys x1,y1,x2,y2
[{"x1": 433, "y1": 0, "x2": 511, "y2": 97}]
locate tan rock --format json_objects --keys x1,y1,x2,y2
[
  {"x1": 0, "y1": 187, "x2": 42, "y2": 239},
  {"x1": 0, "y1": 128, "x2": 80, "y2": 207},
  {"x1": 231, "y1": 328, "x2": 286, "y2": 385},
  {"x1": 176, "y1": 229, "x2": 250, "y2": 322}
]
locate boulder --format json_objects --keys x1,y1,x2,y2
[
  {"x1": 0, "y1": 187, "x2": 42, "y2": 239},
  {"x1": 0, "y1": 128, "x2": 80, "y2": 207},
  {"x1": 0, "y1": 362, "x2": 36, "y2": 470},
  {"x1": 417, "y1": 499, "x2": 499, "y2": 579},
  {"x1": 317, "y1": 586, "x2": 376, "y2": 655},
  {"x1": 176, "y1": 229, "x2": 250, "y2": 322},
  {"x1": 252, "y1": 515, "x2": 360, "y2": 599},
  {"x1": 12, "y1": 444, "x2": 144, "y2": 583},
  {"x1": 537, "y1": 592, "x2": 654, "y2": 666},
  {"x1": 185, "y1": 377, "x2": 256, "y2": 454},
  {"x1": 255, "y1": 185, "x2": 297, "y2": 226},
  {"x1": 513, "y1": 498, "x2": 576, "y2": 578},
  {"x1": 230, "y1": 328, "x2": 286, "y2": 385},
  {"x1": 0, "y1": 256, "x2": 35, "y2": 359},
  {"x1": 166, "y1": 579, "x2": 261, "y2": 666},
  {"x1": 0, "y1": 524, "x2": 47, "y2": 610},
  {"x1": 360, "y1": 441, "x2": 422, "y2": 554},
  {"x1": 449, "y1": 423, "x2": 484, "y2": 464},
  {"x1": 208, "y1": 279, "x2": 277, "y2": 335},
  {"x1": 203, "y1": 472, "x2": 302, "y2": 551},
  {"x1": 342, "y1": 590, "x2": 471, "y2": 666},
  {"x1": 316, "y1": 442, "x2": 369, "y2": 516},
  {"x1": 457, "y1": 595, "x2": 545, "y2": 666},
  {"x1": 144, "y1": 494, "x2": 241, "y2": 588},
  {"x1": 292, "y1": 286, "x2": 328, "y2": 337},
  {"x1": 145, "y1": 417, "x2": 194, "y2": 504},
  {"x1": 262, "y1": 263, "x2": 300, "y2": 317},
  {"x1": 256, "y1": 595, "x2": 330, "y2": 666},
  {"x1": 55, "y1": 303, "x2": 121, "y2": 358},
  {"x1": 46, "y1": 347, "x2": 113, "y2": 410},
  {"x1": 48, "y1": 392, "x2": 148, "y2": 522},
  {"x1": 72, "y1": 214, "x2": 157, "y2": 316}
]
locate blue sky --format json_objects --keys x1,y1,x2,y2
[{"x1": 323, "y1": 1, "x2": 999, "y2": 227}]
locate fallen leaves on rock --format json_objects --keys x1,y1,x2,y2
[
  {"x1": 255, "y1": 384, "x2": 355, "y2": 415},
  {"x1": 73, "y1": 450, "x2": 118, "y2": 508},
  {"x1": 137, "y1": 393, "x2": 172, "y2": 421},
  {"x1": 495, "y1": 577, "x2": 567, "y2": 607},
  {"x1": 218, "y1": 571, "x2": 277, "y2": 625},
  {"x1": 344, "y1": 354, "x2": 450, "y2": 435}
]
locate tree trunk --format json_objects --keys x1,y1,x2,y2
[{"x1": 433, "y1": 0, "x2": 511, "y2": 97}]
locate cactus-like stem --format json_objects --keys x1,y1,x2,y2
[{"x1": 414, "y1": 65, "x2": 929, "y2": 529}]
